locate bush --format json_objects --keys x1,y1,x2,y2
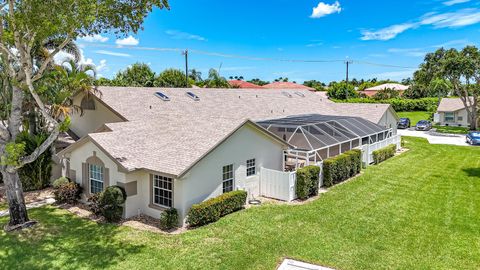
[
  {"x1": 52, "y1": 176, "x2": 70, "y2": 189},
  {"x1": 295, "y1": 165, "x2": 321, "y2": 200},
  {"x1": 327, "y1": 81, "x2": 358, "y2": 99},
  {"x1": 54, "y1": 182, "x2": 82, "y2": 204},
  {"x1": 372, "y1": 144, "x2": 396, "y2": 165},
  {"x1": 87, "y1": 193, "x2": 102, "y2": 215},
  {"x1": 159, "y1": 208, "x2": 178, "y2": 230},
  {"x1": 186, "y1": 190, "x2": 247, "y2": 227},
  {"x1": 98, "y1": 186, "x2": 126, "y2": 223},
  {"x1": 323, "y1": 149, "x2": 362, "y2": 187},
  {"x1": 17, "y1": 132, "x2": 53, "y2": 191},
  {"x1": 332, "y1": 97, "x2": 438, "y2": 112}
]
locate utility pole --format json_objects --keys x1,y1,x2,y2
[
  {"x1": 345, "y1": 60, "x2": 353, "y2": 99},
  {"x1": 182, "y1": 49, "x2": 188, "y2": 87}
]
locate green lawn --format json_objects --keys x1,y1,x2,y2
[
  {"x1": 433, "y1": 125, "x2": 469, "y2": 135},
  {"x1": 0, "y1": 201, "x2": 6, "y2": 211},
  {"x1": 397, "y1": 111, "x2": 431, "y2": 125},
  {"x1": 1, "y1": 137, "x2": 480, "y2": 270}
]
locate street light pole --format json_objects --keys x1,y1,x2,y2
[
  {"x1": 345, "y1": 60, "x2": 353, "y2": 99},
  {"x1": 182, "y1": 49, "x2": 188, "y2": 87}
]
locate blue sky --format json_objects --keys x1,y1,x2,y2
[{"x1": 75, "y1": 0, "x2": 480, "y2": 83}]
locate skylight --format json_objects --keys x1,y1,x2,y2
[
  {"x1": 294, "y1": 91, "x2": 305, "y2": 97},
  {"x1": 186, "y1": 91, "x2": 200, "y2": 101},
  {"x1": 155, "y1": 92, "x2": 170, "y2": 101},
  {"x1": 282, "y1": 91, "x2": 292, "y2": 98}
]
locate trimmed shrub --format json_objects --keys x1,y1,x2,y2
[
  {"x1": 372, "y1": 144, "x2": 396, "y2": 165},
  {"x1": 186, "y1": 190, "x2": 247, "y2": 227},
  {"x1": 296, "y1": 165, "x2": 321, "y2": 200},
  {"x1": 98, "y1": 186, "x2": 126, "y2": 223},
  {"x1": 159, "y1": 208, "x2": 179, "y2": 230},
  {"x1": 87, "y1": 193, "x2": 102, "y2": 215},
  {"x1": 54, "y1": 182, "x2": 82, "y2": 204},
  {"x1": 52, "y1": 177, "x2": 70, "y2": 189},
  {"x1": 323, "y1": 149, "x2": 362, "y2": 187}
]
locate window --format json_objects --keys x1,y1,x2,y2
[
  {"x1": 445, "y1": 112, "x2": 455, "y2": 122},
  {"x1": 458, "y1": 116, "x2": 463, "y2": 121},
  {"x1": 186, "y1": 91, "x2": 200, "y2": 101},
  {"x1": 294, "y1": 91, "x2": 305, "y2": 97},
  {"x1": 155, "y1": 91, "x2": 170, "y2": 101},
  {"x1": 89, "y1": 164, "x2": 104, "y2": 194},
  {"x1": 222, "y1": 164, "x2": 234, "y2": 193},
  {"x1": 246, "y1": 158, "x2": 256, "y2": 177},
  {"x1": 153, "y1": 175, "x2": 173, "y2": 207}
]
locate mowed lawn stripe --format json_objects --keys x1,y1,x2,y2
[{"x1": 1, "y1": 137, "x2": 479, "y2": 270}]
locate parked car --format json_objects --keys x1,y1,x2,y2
[
  {"x1": 466, "y1": 131, "x2": 480, "y2": 145},
  {"x1": 397, "y1": 118, "x2": 411, "y2": 129},
  {"x1": 415, "y1": 120, "x2": 432, "y2": 131}
]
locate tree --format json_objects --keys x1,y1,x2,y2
[
  {"x1": 274, "y1": 77, "x2": 289, "y2": 82},
  {"x1": 0, "y1": 0, "x2": 169, "y2": 231},
  {"x1": 204, "y1": 69, "x2": 230, "y2": 88},
  {"x1": 326, "y1": 81, "x2": 358, "y2": 99},
  {"x1": 247, "y1": 78, "x2": 269, "y2": 86},
  {"x1": 112, "y1": 62, "x2": 156, "y2": 87},
  {"x1": 303, "y1": 80, "x2": 326, "y2": 91},
  {"x1": 372, "y1": 88, "x2": 400, "y2": 100},
  {"x1": 155, "y1": 68, "x2": 189, "y2": 88},
  {"x1": 414, "y1": 46, "x2": 479, "y2": 129},
  {"x1": 189, "y1": 69, "x2": 203, "y2": 83}
]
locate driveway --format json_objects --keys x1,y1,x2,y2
[{"x1": 398, "y1": 128, "x2": 470, "y2": 146}]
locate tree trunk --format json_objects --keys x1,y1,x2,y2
[
  {"x1": 28, "y1": 107, "x2": 36, "y2": 135},
  {"x1": 1, "y1": 169, "x2": 30, "y2": 230}
]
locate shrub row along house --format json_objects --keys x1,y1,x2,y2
[{"x1": 57, "y1": 87, "x2": 400, "y2": 225}]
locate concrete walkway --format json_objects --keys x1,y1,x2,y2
[
  {"x1": 278, "y1": 259, "x2": 334, "y2": 270},
  {"x1": 0, "y1": 197, "x2": 56, "y2": 217},
  {"x1": 398, "y1": 128, "x2": 469, "y2": 146}
]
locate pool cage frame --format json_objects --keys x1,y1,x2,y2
[{"x1": 257, "y1": 114, "x2": 393, "y2": 171}]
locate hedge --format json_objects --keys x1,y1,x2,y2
[
  {"x1": 323, "y1": 149, "x2": 362, "y2": 187},
  {"x1": 296, "y1": 165, "x2": 321, "y2": 200},
  {"x1": 372, "y1": 144, "x2": 396, "y2": 165},
  {"x1": 186, "y1": 190, "x2": 247, "y2": 227},
  {"x1": 332, "y1": 97, "x2": 438, "y2": 112},
  {"x1": 159, "y1": 208, "x2": 179, "y2": 230}
]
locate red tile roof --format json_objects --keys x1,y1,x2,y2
[
  {"x1": 228, "y1": 80, "x2": 265, "y2": 89},
  {"x1": 263, "y1": 81, "x2": 315, "y2": 91}
]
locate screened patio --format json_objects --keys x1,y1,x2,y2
[{"x1": 256, "y1": 114, "x2": 393, "y2": 171}]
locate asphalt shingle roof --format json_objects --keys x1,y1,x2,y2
[{"x1": 437, "y1": 97, "x2": 474, "y2": 112}]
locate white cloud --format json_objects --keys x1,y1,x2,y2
[
  {"x1": 433, "y1": 39, "x2": 471, "y2": 48},
  {"x1": 310, "y1": 1, "x2": 342, "y2": 18},
  {"x1": 443, "y1": 0, "x2": 470, "y2": 6},
  {"x1": 165, "y1": 30, "x2": 207, "y2": 41},
  {"x1": 53, "y1": 49, "x2": 107, "y2": 76},
  {"x1": 306, "y1": 42, "x2": 324, "y2": 47},
  {"x1": 361, "y1": 8, "x2": 480, "y2": 41},
  {"x1": 388, "y1": 48, "x2": 427, "y2": 57},
  {"x1": 115, "y1": 35, "x2": 139, "y2": 46},
  {"x1": 361, "y1": 23, "x2": 417, "y2": 41},
  {"x1": 94, "y1": 50, "x2": 131, "y2": 57},
  {"x1": 370, "y1": 69, "x2": 416, "y2": 80},
  {"x1": 78, "y1": 34, "x2": 109, "y2": 43}
]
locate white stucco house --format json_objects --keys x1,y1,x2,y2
[
  {"x1": 435, "y1": 97, "x2": 475, "y2": 127},
  {"x1": 58, "y1": 87, "x2": 400, "y2": 225}
]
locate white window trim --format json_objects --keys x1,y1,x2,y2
[
  {"x1": 222, "y1": 164, "x2": 235, "y2": 193},
  {"x1": 89, "y1": 164, "x2": 104, "y2": 194},
  {"x1": 152, "y1": 175, "x2": 173, "y2": 208},
  {"x1": 246, "y1": 158, "x2": 256, "y2": 177}
]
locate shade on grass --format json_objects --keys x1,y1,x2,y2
[{"x1": 1, "y1": 137, "x2": 480, "y2": 269}]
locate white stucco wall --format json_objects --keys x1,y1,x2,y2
[
  {"x1": 378, "y1": 108, "x2": 399, "y2": 135},
  {"x1": 70, "y1": 94, "x2": 124, "y2": 138},
  {"x1": 175, "y1": 124, "x2": 285, "y2": 223},
  {"x1": 438, "y1": 110, "x2": 470, "y2": 127}
]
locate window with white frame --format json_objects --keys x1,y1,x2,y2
[
  {"x1": 445, "y1": 112, "x2": 455, "y2": 122},
  {"x1": 153, "y1": 175, "x2": 173, "y2": 207},
  {"x1": 246, "y1": 158, "x2": 256, "y2": 177},
  {"x1": 222, "y1": 164, "x2": 234, "y2": 193},
  {"x1": 89, "y1": 164, "x2": 104, "y2": 194},
  {"x1": 458, "y1": 116, "x2": 463, "y2": 121}
]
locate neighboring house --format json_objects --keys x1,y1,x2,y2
[
  {"x1": 228, "y1": 80, "x2": 265, "y2": 89},
  {"x1": 58, "y1": 87, "x2": 399, "y2": 225},
  {"x1": 360, "y1": 83, "x2": 408, "y2": 97},
  {"x1": 263, "y1": 81, "x2": 315, "y2": 91},
  {"x1": 435, "y1": 97, "x2": 474, "y2": 127}
]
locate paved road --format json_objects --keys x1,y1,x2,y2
[{"x1": 398, "y1": 128, "x2": 470, "y2": 146}]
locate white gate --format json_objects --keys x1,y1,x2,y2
[
  {"x1": 260, "y1": 168, "x2": 296, "y2": 202},
  {"x1": 361, "y1": 135, "x2": 401, "y2": 165}
]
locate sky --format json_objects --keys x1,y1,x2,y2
[{"x1": 74, "y1": 0, "x2": 480, "y2": 83}]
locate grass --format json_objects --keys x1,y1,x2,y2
[
  {"x1": 397, "y1": 111, "x2": 431, "y2": 125},
  {"x1": 433, "y1": 125, "x2": 469, "y2": 135},
  {"x1": 1, "y1": 137, "x2": 480, "y2": 270},
  {"x1": 0, "y1": 201, "x2": 7, "y2": 211}
]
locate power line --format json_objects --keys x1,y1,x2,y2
[{"x1": 80, "y1": 43, "x2": 417, "y2": 69}]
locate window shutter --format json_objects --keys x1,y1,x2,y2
[
  {"x1": 104, "y1": 168, "x2": 110, "y2": 190},
  {"x1": 82, "y1": 163, "x2": 89, "y2": 195}
]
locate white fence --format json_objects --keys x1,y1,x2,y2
[
  {"x1": 361, "y1": 135, "x2": 401, "y2": 165},
  {"x1": 260, "y1": 168, "x2": 297, "y2": 202}
]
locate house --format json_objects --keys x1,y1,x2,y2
[
  {"x1": 435, "y1": 97, "x2": 475, "y2": 127},
  {"x1": 58, "y1": 87, "x2": 399, "y2": 224},
  {"x1": 360, "y1": 83, "x2": 408, "y2": 97},
  {"x1": 228, "y1": 80, "x2": 265, "y2": 89},
  {"x1": 263, "y1": 81, "x2": 315, "y2": 91}
]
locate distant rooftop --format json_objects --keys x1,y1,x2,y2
[
  {"x1": 263, "y1": 81, "x2": 315, "y2": 91},
  {"x1": 364, "y1": 83, "x2": 408, "y2": 91},
  {"x1": 228, "y1": 80, "x2": 265, "y2": 89}
]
